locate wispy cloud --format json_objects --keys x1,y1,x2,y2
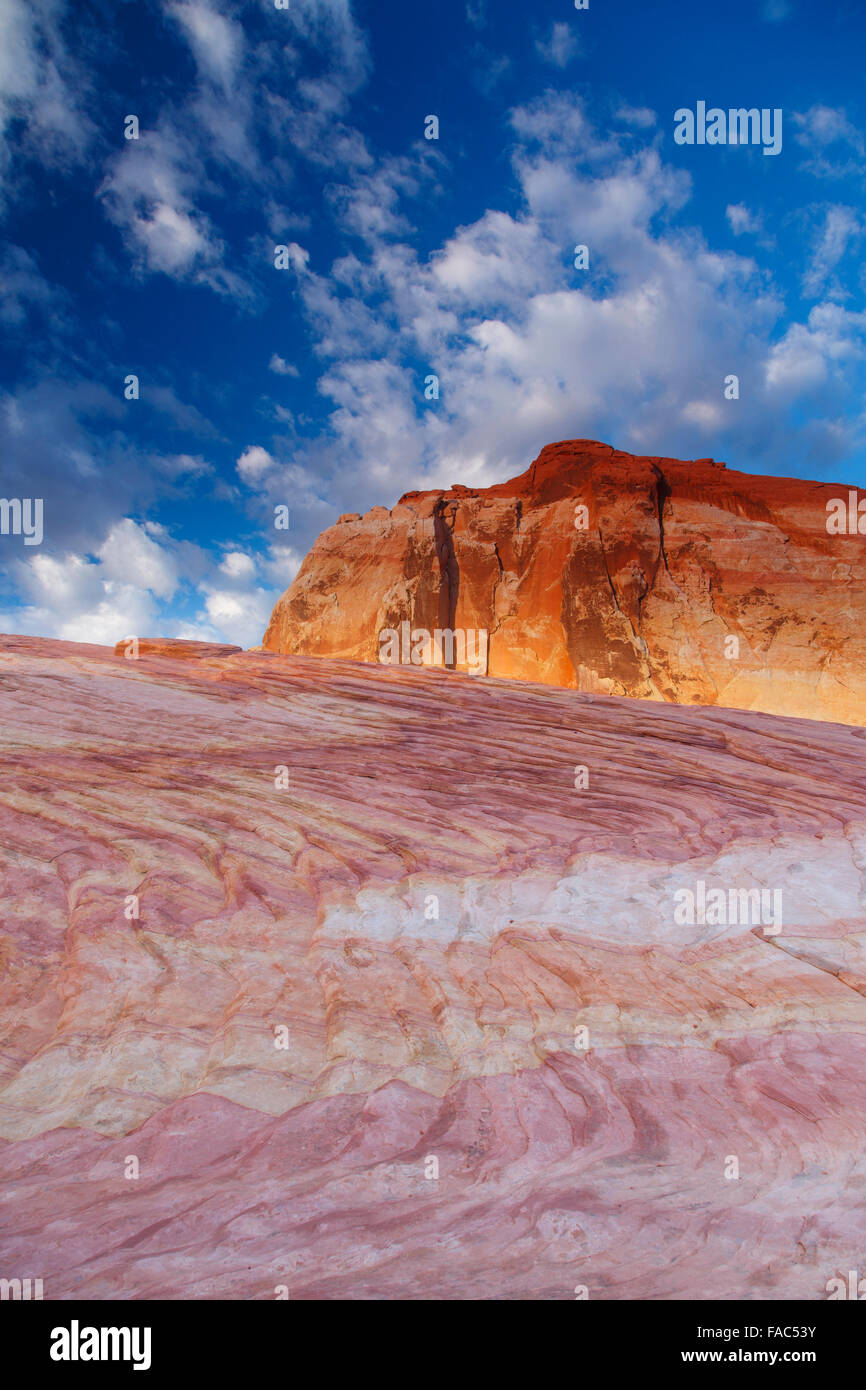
[{"x1": 535, "y1": 22, "x2": 582, "y2": 68}]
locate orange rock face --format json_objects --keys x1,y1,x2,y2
[{"x1": 263, "y1": 440, "x2": 866, "y2": 724}]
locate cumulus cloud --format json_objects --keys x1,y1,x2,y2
[
  {"x1": 5, "y1": 5, "x2": 866, "y2": 653},
  {"x1": 794, "y1": 105, "x2": 863, "y2": 151},
  {"x1": 220, "y1": 550, "x2": 256, "y2": 580},
  {"x1": 0, "y1": 522, "x2": 297, "y2": 650},
  {"x1": 2, "y1": 520, "x2": 178, "y2": 646},
  {"x1": 237, "y1": 445, "x2": 277, "y2": 482},
  {"x1": 248, "y1": 89, "x2": 865, "y2": 528},
  {"x1": 198, "y1": 586, "x2": 274, "y2": 643},
  {"x1": 765, "y1": 303, "x2": 866, "y2": 395},
  {"x1": 97, "y1": 519, "x2": 180, "y2": 599},
  {"x1": 194, "y1": 544, "x2": 301, "y2": 645}
]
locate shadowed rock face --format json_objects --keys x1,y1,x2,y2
[
  {"x1": 1, "y1": 634, "x2": 865, "y2": 1299},
  {"x1": 263, "y1": 439, "x2": 866, "y2": 725}
]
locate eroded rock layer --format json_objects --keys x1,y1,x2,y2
[
  {"x1": 0, "y1": 635, "x2": 865, "y2": 1299},
  {"x1": 264, "y1": 440, "x2": 866, "y2": 725}
]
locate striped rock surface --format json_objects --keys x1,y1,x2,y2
[{"x1": 0, "y1": 635, "x2": 864, "y2": 1298}]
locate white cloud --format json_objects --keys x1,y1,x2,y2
[
  {"x1": 535, "y1": 23, "x2": 580, "y2": 68},
  {"x1": 726, "y1": 204, "x2": 760, "y2": 236},
  {"x1": 166, "y1": 1, "x2": 243, "y2": 89},
  {"x1": 765, "y1": 303, "x2": 866, "y2": 394},
  {"x1": 269, "y1": 354, "x2": 300, "y2": 377},
  {"x1": 97, "y1": 518, "x2": 179, "y2": 599},
  {"x1": 99, "y1": 129, "x2": 237, "y2": 289},
  {"x1": 252, "y1": 88, "x2": 866, "y2": 517},
  {"x1": 615, "y1": 105, "x2": 657, "y2": 129},
  {"x1": 136, "y1": 201, "x2": 210, "y2": 275},
  {"x1": 5, "y1": 520, "x2": 179, "y2": 646},
  {"x1": 237, "y1": 445, "x2": 277, "y2": 483},
  {"x1": 0, "y1": 0, "x2": 94, "y2": 198},
  {"x1": 801, "y1": 205, "x2": 861, "y2": 298},
  {"x1": 432, "y1": 210, "x2": 556, "y2": 300},
  {"x1": 280, "y1": 242, "x2": 311, "y2": 272},
  {"x1": 681, "y1": 400, "x2": 724, "y2": 430},
  {"x1": 793, "y1": 105, "x2": 865, "y2": 180},
  {"x1": 220, "y1": 551, "x2": 256, "y2": 580},
  {"x1": 201, "y1": 587, "x2": 273, "y2": 637},
  {"x1": 794, "y1": 105, "x2": 862, "y2": 150},
  {"x1": 726, "y1": 203, "x2": 774, "y2": 250},
  {"x1": 260, "y1": 544, "x2": 303, "y2": 588},
  {"x1": 192, "y1": 543, "x2": 302, "y2": 646},
  {"x1": 1, "y1": 522, "x2": 294, "y2": 650},
  {"x1": 97, "y1": 0, "x2": 364, "y2": 295}
]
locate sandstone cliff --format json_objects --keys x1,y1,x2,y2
[{"x1": 263, "y1": 440, "x2": 866, "y2": 724}]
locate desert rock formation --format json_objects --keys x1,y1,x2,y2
[{"x1": 264, "y1": 440, "x2": 866, "y2": 724}]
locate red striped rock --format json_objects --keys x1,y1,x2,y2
[
  {"x1": 0, "y1": 634, "x2": 864, "y2": 1299},
  {"x1": 112, "y1": 638, "x2": 243, "y2": 660}
]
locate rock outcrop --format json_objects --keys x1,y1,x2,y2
[
  {"x1": 263, "y1": 440, "x2": 866, "y2": 724},
  {"x1": 1, "y1": 634, "x2": 865, "y2": 1298},
  {"x1": 113, "y1": 637, "x2": 243, "y2": 660}
]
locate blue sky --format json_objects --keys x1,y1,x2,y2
[{"x1": 0, "y1": 0, "x2": 864, "y2": 647}]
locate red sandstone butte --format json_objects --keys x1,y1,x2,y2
[
  {"x1": 0, "y1": 634, "x2": 865, "y2": 1299},
  {"x1": 263, "y1": 440, "x2": 866, "y2": 725}
]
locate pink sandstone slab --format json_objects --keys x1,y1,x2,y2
[{"x1": 0, "y1": 634, "x2": 864, "y2": 1299}]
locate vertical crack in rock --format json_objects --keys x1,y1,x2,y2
[
  {"x1": 597, "y1": 525, "x2": 639, "y2": 642},
  {"x1": 433, "y1": 499, "x2": 460, "y2": 666},
  {"x1": 650, "y1": 464, "x2": 673, "y2": 583},
  {"x1": 490, "y1": 540, "x2": 505, "y2": 650},
  {"x1": 634, "y1": 466, "x2": 668, "y2": 635}
]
